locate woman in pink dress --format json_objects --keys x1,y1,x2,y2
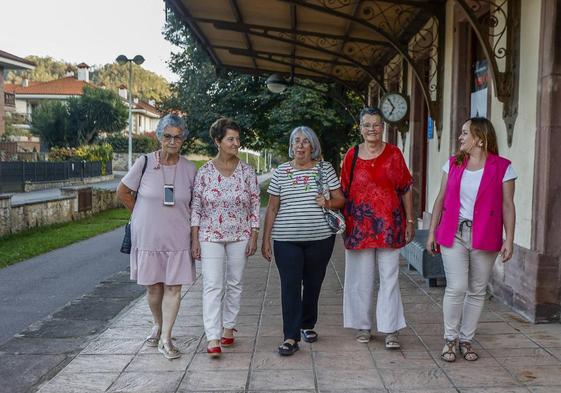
[
  {"x1": 191, "y1": 117, "x2": 260, "y2": 357},
  {"x1": 117, "y1": 114, "x2": 197, "y2": 360}
]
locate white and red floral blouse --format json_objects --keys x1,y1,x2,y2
[{"x1": 191, "y1": 160, "x2": 260, "y2": 242}]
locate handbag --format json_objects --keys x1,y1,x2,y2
[
  {"x1": 120, "y1": 155, "x2": 148, "y2": 254},
  {"x1": 317, "y1": 161, "x2": 346, "y2": 235}
]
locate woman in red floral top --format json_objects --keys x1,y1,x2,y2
[{"x1": 341, "y1": 107, "x2": 414, "y2": 349}]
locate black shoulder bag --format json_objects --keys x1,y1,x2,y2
[
  {"x1": 120, "y1": 155, "x2": 148, "y2": 254},
  {"x1": 345, "y1": 145, "x2": 360, "y2": 197}
]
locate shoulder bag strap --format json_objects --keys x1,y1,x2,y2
[
  {"x1": 133, "y1": 154, "x2": 148, "y2": 201},
  {"x1": 346, "y1": 145, "x2": 359, "y2": 195}
]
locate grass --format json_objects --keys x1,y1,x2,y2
[{"x1": 0, "y1": 208, "x2": 130, "y2": 269}]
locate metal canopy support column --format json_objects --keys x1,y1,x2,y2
[{"x1": 455, "y1": 0, "x2": 521, "y2": 146}]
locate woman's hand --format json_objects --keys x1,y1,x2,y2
[
  {"x1": 261, "y1": 237, "x2": 273, "y2": 262},
  {"x1": 315, "y1": 194, "x2": 327, "y2": 208},
  {"x1": 500, "y1": 240, "x2": 513, "y2": 262},
  {"x1": 191, "y1": 238, "x2": 201, "y2": 260},
  {"x1": 426, "y1": 232, "x2": 438, "y2": 256},
  {"x1": 246, "y1": 232, "x2": 258, "y2": 257},
  {"x1": 405, "y1": 222, "x2": 415, "y2": 244}
]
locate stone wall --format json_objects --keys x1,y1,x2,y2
[{"x1": 0, "y1": 187, "x2": 120, "y2": 237}]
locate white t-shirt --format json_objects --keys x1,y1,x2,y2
[{"x1": 442, "y1": 161, "x2": 517, "y2": 220}]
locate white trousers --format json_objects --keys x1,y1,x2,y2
[
  {"x1": 343, "y1": 248, "x2": 406, "y2": 333},
  {"x1": 201, "y1": 240, "x2": 248, "y2": 341},
  {"x1": 441, "y1": 223, "x2": 498, "y2": 342}
]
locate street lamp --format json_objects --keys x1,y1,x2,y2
[
  {"x1": 116, "y1": 54, "x2": 145, "y2": 170},
  {"x1": 265, "y1": 74, "x2": 358, "y2": 124},
  {"x1": 265, "y1": 74, "x2": 289, "y2": 94}
]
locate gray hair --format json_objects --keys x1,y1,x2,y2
[
  {"x1": 155, "y1": 114, "x2": 189, "y2": 140},
  {"x1": 359, "y1": 107, "x2": 384, "y2": 125},
  {"x1": 288, "y1": 126, "x2": 322, "y2": 160}
]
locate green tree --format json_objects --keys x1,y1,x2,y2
[
  {"x1": 32, "y1": 87, "x2": 128, "y2": 148},
  {"x1": 67, "y1": 86, "x2": 128, "y2": 144},
  {"x1": 91, "y1": 63, "x2": 171, "y2": 102},
  {"x1": 31, "y1": 101, "x2": 73, "y2": 148}
]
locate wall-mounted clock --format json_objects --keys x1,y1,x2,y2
[{"x1": 380, "y1": 93, "x2": 409, "y2": 124}]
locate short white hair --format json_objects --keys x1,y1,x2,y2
[
  {"x1": 155, "y1": 114, "x2": 189, "y2": 140},
  {"x1": 288, "y1": 126, "x2": 322, "y2": 160}
]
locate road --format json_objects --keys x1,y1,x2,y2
[
  {"x1": 0, "y1": 228, "x2": 129, "y2": 346},
  {"x1": 0, "y1": 171, "x2": 272, "y2": 346},
  {"x1": 9, "y1": 175, "x2": 123, "y2": 206}
]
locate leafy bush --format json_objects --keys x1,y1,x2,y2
[
  {"x1": 104, "y1": 134, "x2": 159, "y2": 153},
  {"x1": 49, "y1": 143, "x2": 113, "y2": 175}
]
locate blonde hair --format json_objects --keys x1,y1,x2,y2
[{"x1": 454, "y1": 117, "x2": 499, "y2": 166}]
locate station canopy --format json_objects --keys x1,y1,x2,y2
[{"x1": 165, "y1": 0, "x2": 444, "y2": 96}]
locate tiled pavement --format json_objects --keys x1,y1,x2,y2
[{"x1": 36, "y1": 237, "x2": 561, "y2": 393}]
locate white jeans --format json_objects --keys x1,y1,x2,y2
[
  {"x1": 201, "y1": 240, "x2": 248, "y2": 341},
  {"x1": 441, "y1": 222, "x2": 498, "y2": 342},
  {"x1": 343, "y1": 248, "x2": 406, "y2": 333}
]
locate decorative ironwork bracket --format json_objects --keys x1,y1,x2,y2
[
  {"x1": 279, "y1": 0, "x2": 446, "y2": 149},
  {"x1": 455, "y1": 0, "x2": 521, "y2": 146}
]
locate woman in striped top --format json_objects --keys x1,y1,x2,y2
[{"x1": 261, "y1": 126, "x2": 345, "y2": 356}]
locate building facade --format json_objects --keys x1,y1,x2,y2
[{"x1": 167, "y1": 0, "x2": 560, "y2": 323}]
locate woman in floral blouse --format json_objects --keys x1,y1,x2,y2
[
  {"x1": 191, "y1": 117, "x2": 260, "y2": 358},
  {"x1": 341, "y1": 107, "x2": 414, "y2": 349}
]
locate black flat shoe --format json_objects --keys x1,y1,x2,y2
[
  {"x1": 301, "y1": 329, "x2": 318, "y2": 343},
  {"x1": 278, "y1": 341, "x2": 299, "y2": 356}
]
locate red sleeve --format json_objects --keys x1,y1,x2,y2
[
  {"x1": 340, "y1": 147, "x2": 354, "y2": 196},
  {"x1": 392, "y1": 146, "x2": 413, "y2": 194}
]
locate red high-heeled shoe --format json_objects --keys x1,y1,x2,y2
[
  {"x1": 221, "y1": 328, "x2": 237, "y2": 347},
  {"x1": 207, "y1": 345, "x2": 222, "y2": 358}
]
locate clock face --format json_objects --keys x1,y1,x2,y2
[{"x1": 380, "y1": 93, "x2": 409, "y2": 123}]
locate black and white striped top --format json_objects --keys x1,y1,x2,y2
[{"x1": 267, "y1": 161, "x2": 341, "y2": 241}]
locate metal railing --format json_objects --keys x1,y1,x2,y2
[{"x1": 0, "y1": 160, "x2": 112, "y2": 193}]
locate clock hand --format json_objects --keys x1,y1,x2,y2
[
  {"x1": 388, "y1": 98, "x2": 396, "y2": 110},
  {"x1": 389, "y1": 107, "x2": 395, "y2": 116}
]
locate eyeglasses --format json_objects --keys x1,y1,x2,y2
[
  {"x1": 292, "y1": 139, "x2": 311, "y2": 146},
  {"x1": 361, "y1": 123, "x2": 384, "y2": 129},
  {"x1": 162, "y1": 134, "x2": 184, "y2": 143}
]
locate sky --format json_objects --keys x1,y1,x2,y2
[{"x1": 0, "y1": 0, "x2": 180, "y2": 82}]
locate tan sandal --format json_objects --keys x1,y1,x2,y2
[
  {"x1": 145, "y1": 325, "x2": 161, "y2": 347},
  {"x1": 440, "y1": 339, "x2": 457, "y2": 362},
  {"x1": 459, "y1": 341, "x2": 479, "y2": 361}
]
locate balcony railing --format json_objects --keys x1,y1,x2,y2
[{"x1": 4, "y1": 92, "x2": 15, "y2": 107}]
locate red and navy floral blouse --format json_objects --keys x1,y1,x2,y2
[{"x1": 340, "y1": 143, "x2": 413, "y2": 250}]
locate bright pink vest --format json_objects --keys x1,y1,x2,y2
[{"x1": 435, "y1": 154, "x2": 510, "y2": 251}]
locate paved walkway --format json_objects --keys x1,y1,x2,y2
[{"x1": 35, "y1": 238, "x2": 561, "y2": 393}]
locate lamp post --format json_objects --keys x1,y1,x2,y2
[{"x1": 116, "y1": 54, "x2": 145, "y2": 170}]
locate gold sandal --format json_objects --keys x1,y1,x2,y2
[{"x1": 158, "y1": 339, "x2": 181, "y2": 360}]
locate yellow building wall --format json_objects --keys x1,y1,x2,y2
[{"x1": 425, "y1": 0, "x2": 541, "y2": 249}]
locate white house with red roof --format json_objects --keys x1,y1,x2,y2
[
  {"x1": 5, "y1": 63, "x2": 161, "y2": 134},
  {"x1": 0, "y1": 50, "x2": 35, "y2": 135}
]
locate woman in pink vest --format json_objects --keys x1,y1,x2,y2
[{"x1": 426, "y1": 117, "x2": 516, "y2": 363}]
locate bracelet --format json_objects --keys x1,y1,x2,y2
[
  {"x1": 251, "y1": 228, "x2": 259, "y2": 233},
  {"x1": 407, "y1": 219, "x2": 415, "y2": 224}
]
